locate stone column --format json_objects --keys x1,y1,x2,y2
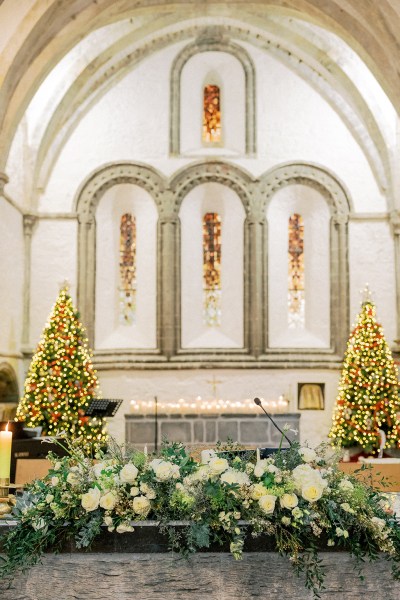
[
  {"x1": 246, "y1": 210, "x2": 265, "y2": 357},
  {"x1": 22, "y1": 214, "x2": 38, "y2": 348},
  {"x1": 77, "y1": 212, "x2": 96, "y2": 345},
  {"x1": 0, "y1": 172, "x2": 9, "y2": 194},
  {"x1": 390, "y1": 210, "x2": 400, "y2": 351},
  {"x1": 158, "y1": 191, "x2": 179, "y2": 358},
  {"x1": 331, "y1": 213, "x2": 349, "y2": 355}
]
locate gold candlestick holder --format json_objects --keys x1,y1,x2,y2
[{"x1": 0, "y1": 478, "x2": 17, "y2": 518}]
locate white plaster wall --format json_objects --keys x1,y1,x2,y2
[
  {"x1": 349, "y1": 220, "x2": 396, "y2": 344},
  {"x1": 0, "y1": 199, "x2": 24, "y2": 355},
  {"x1": 180, "y1": 51, "x2": 245, "y2": 155},
  {"x1": 95, "y1": 184, "x2": 157, "y2": 349},
  {"x1": 99, "y1": 368, "x2": 341, "y2": 448},
  {"x1": 180, "y1": 182, "x2": 245, "y2": 348},
  {"x1": 38, "y1": 39, "x2": 385, "y2": 215},
  {"x1": 30, "y1": 219, "x2": 77, "y2": 345},
  {"x1": 267, "y1": 184, "x2": 331, "y2": 348}
]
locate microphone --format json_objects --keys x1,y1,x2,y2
[{"x1": 253, "y1": 397, "x2": 292, "y2": 447}]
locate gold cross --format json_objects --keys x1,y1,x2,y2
[{"x1": 207, "y1": 374, "x2": 223, "y2": 398}]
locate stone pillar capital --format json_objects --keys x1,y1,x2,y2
[
  {"x1": 332, "y1": 212, "x2": 349, "y2": 226},
  {"x1": 390, "y1": 210, "x2": 400, "y2": 235},
  {"x1": 23, "y1": 214, "x2": 38, "y2": 236}
]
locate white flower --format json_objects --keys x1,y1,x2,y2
[
  {"x1": 292, "y1": 464, "x2": 314, "y2": 487},
  {"x1": 104, "y1": 515, "x2": 113, "y2": 527},
  {"x1": 32, "y1": 518, "x2": 47, "y2": 531},
  {"x1": 281, "y1": 516, "x2": 291, "y2": 526},
  {"x1": 208, "y1": 457, "x2": 229, "y2": 475},
  {"x1": 253, "y1": 460, "x2": 269, "y2": 478},
  {"x1": 259, "y1": 494, "x2": 277, "y2": 515},
  {"x1": 93, "y1": 462, "x2": 108, "y2": 478},
  {"x1": 51, "y1": 476, "x2": 59, "y2": 487},
  {"x1": 140, "y1": 483, "x2": 156, "y2": 499},
  {"x1": 67, "y1": 471, "x2": 80, "y2": 486},
  {"x1": 130, "y1": 486, "x2": 140, "y2": 497},
  {"x1": 116, "y1": 522, "x2": 134, "y2": 533},
  {"x1": 339, "y1": 478, "x2": 354, "y2": 492},
  {"x1": 45, "y1": 494, "x2": 54, "y2": 503},
  {"x1": 150, "y1": 459, "x2": 180, "y2": 481},
  {"x1": 299, "y1": 447, "x2": 317, "y2": 463},
  {"x1": 340, "y1": 502, "x2": 355, "y2": 514},
  {"x1": 327, "y1": 539, "x2": 335, "y2": 546},
  {"x1": 251, "y1": 483, "x2": 268, "y2": 500},
  {"x1": 120, "y1": 463, "x2": 139, "y2": 484},
  {"x1": 220, "y1": 469, "x2": 250, "y2": 487},
  {"x1": 54, "y1": 462, "x2": 62, "y2": 471},
  {"x1": 81, "y1": 487, "x2": 101, "y2": 512},
  {"x1": 371, "y1": 516, "x2": 386, "y2": 530},
  {"x1": 280, "y1": 493, "x2": 298, "y2": 509},
  {"x1": 292, "y1": 507, "x2": 303, "y2": 519},
  {"x1": 301, "y1": 482, "x2": 324, "y2": 503},
  {"x1": 100, "y1": 491, "x2": 118, "y2": 511},
  {"x1": 132, "y1": 495, "x2": 151, "y2": 515}
]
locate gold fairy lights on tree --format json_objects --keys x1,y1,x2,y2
[
  {"x1": 16, "y1": 286, "x2": 107, "y2": 447},
  {"x1": 329, "y1": 288, "x2": 400, "y2": 451}
]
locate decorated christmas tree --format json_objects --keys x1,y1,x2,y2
[
  {"x1": 16, "y1": 286, "x2": 107, "y2": 447},
  {"x1": 329, "y1": 291, "x2": 400, "y2": 451}
]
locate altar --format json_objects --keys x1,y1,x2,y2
[{"x1": 1, "y1": 523, "x2": 400, "y2": 600}]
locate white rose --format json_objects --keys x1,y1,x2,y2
[
  {"x1": 292, "y1": 464, "x2": 314, "y2": 487},
  {"x1": 54, "y1": 462, "x2": 62, "y2": 470},
  {"x1": 208, "y1": 457, "x2": 229, "y2": 475},
  {"x1": 120, "y1": 463, "x2": 139, "y2": 484},
  {"x1": 81, "y1": 487, "x2": 101, "y2": 512},
  {"x1": 100, "y1": 491, "x2": 118, "y2": 511},
  {"x1": 292, "y1": 507, "x2": 303, "y2": 519},
  {"x1": 301, "y1": 482, "x2": 324, "y2": 503},
  {"x1": 371, "y1": 516, "x2": 386, "y2": 530},
  {"x1": 51, "y1": 476, "x2": 59, "y2": 487},
  {"x1": 253, "y1": 460, "x2": 269, "y2": 478},
  {"x1": 150, "y1": 459, "x2": 180, "y2": 481},
  {"x1": 45, "y1": 494, "x2": 54, "y2": 503},
  {"x1": 116, "y1": 522, "x2": 134, "y2": 533},
  {"x1": 299, "y1": 447, "x2": 317, "y2": 463},
  {"x1": 251, "y1": 483, "x2": 268, "y2": 500},
  {"x1": 280, "y1": 493, "x2": 298, "y2": 509},
  {"x1": 220, "y1": 469, "x2": 250, "y2": 487},
  {"x1": 132, "y1": 495, "x2": 151, "y2": 515},
  {"x1": 130, "y1": 486, "x2": 140, "y2": 497},
  {"x1": 104, "y1": 515, "x2": 113, "y2": 527},
  {"x1": 191, "y1": 465, "x2": 211, "y2": 482},
  {"x1": 259, "y1": 494, "x2": 277, "y2": 515},
  {"x1": 93, "y1": 461, "x2": 113, "y2": 478}
]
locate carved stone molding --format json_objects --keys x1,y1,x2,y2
[
  {"x1": 23, "y1": 214, "x2": 38, "y2": 237},
  {"x1": 259, "y1": 163, "x2": 351, "y2": 218},
  {"x1": 0, "y1": 172, "x2": 9, "y2": 195},
  {"x1": 170, "y1": 160, "x2": 254, "y2": 215}
]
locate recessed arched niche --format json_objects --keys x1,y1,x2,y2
[
  {"x1": 267, "y1": 184, "x2": 331, "y2": 348},
  {"x1": 95, "y1": 183, "x2": 158, "y2": 349},
  {"x1": 179, "y1": 182, "x2": 245, "y2": 348}
]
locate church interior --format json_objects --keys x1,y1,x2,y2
[{"x1": 1, "y1": 0, "x2": 400, "y2": 453}]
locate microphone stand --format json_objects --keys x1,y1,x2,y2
[{"x1": 253, "y1": 397, "x2": 292, "y2": 447}]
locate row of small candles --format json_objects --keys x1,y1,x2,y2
[{"x1": 130, "y1": 395, "x2": 290, "y2": 414}]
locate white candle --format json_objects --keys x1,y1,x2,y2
[
  {"x1": 0, "y1": 423, "x2": 12, "y2": 480},
  {"x1": 256, "y1": 448, "x2": 260, "y2": 462},
  {"x1": 143, "y1": 445, "x2": 148, "y2": 456}
]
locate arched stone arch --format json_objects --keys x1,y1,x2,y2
[
  {"x1": 170, "y1": 27, "x2": 256, "y2": 156},
  {"x1": 169, "y1": 160, "x2": 255, "y2": 215},
  {"x1": 260, "y1": 162, "x2": 351, "y2": 357},
  {"x1": 75, "y1": 162, "x2": 166, "y2": 344}
]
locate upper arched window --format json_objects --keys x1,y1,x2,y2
[
  {"x1": 119, "y1": 213, "x2": 136, "y2": 324},
  {"x1": 202, "y1": 85, "x2": 221, "y2": 144},
  {"x1": 203, "y1": 212, "x2": 222, "y2": 326}
]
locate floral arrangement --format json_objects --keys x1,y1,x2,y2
[{"x1": 1, "y1": 437, "x2": 400, "y2": 598}]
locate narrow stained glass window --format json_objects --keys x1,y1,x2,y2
[
  {"x1": 288, "y1": 213, "x2": 305, "y2": 328},
  {"x1": 203, "y1": 212, "x2": 222, "y2": 326},
  {"x1": 202, "y1": 84, "x2": 221, "y2": 143},
  {"x1": 119, "y1": 213, "x2": 136, "y2": 324}
]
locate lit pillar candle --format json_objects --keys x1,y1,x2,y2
[{"x1": 0, "y1": 423, "x2": 12, "y2": 481}]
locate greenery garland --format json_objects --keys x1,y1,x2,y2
[{"x1": 1, "y1": 438, "x2": 400, "y2": 599}]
